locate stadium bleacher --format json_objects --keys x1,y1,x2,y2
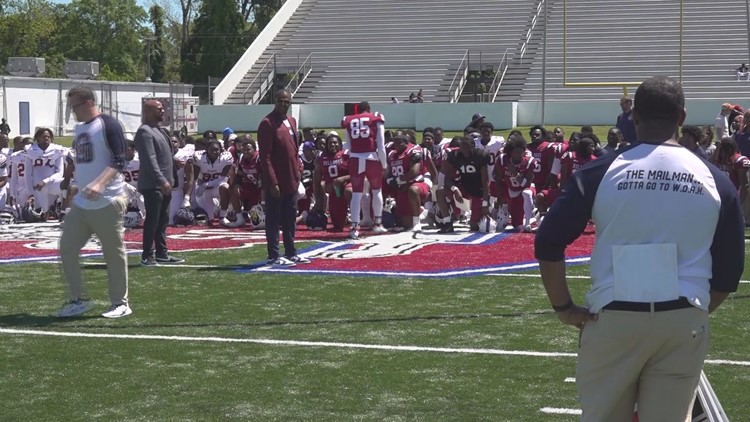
[
  {"x1": 222, "y1": 0, "x2": 539, "y2": 104},
  {"x1": 519, "y1": 0, "x2": 750, "y2": 101}
]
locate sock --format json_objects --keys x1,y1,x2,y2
[
  {"x1": 350, "y1": 192, "x2": 363, "y2": 225},
  {"x1": 371, "y1": 188, "x2": 383, "y2": 221},
  {"x1": 361, "y1": 192, "x2": 372, "y2": 222},
  {"x1": 522, "y1": 190, "x2": 534, "y2": 226},
  {"x1": 412, "y1": 216, "x2": 420, "y2": 227}
]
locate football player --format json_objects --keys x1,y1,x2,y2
[
  {"x1": 192, "y1": 139, "x2": 233, "y2": 223},
  {"x1": 436, "y1": 136, "x2": 491, "y2": 233},
  {"x1": 710, "y1": 136, "x2": 750, "y2": 203},
  {"x1": 296, "y1": 141, "x2": 317, "y2": 224},
  {"x1": 225, "y1": 136, "x2": 260, "y2": 228},
  {"x1": 0, "y1": 151, "x2": 7, "y2": 209},
  {"x1": 474, "y1": 121, "x2": 505, "y2": 206},
  {"x1": 7, "y1": 136, "x2": 30, "y2": 207},
  {"x1": 169, "y1": 136, "x2": 195, "y2": 226},
  {"x1": 313, "y1": 132, "x2": 351, "y2": 231},
  {"x1": 25, "y1": 128, "x2": 66, "y2": 216},
  {"x1": 387, "y1": 134, "x2": 430, "y2": 232},
  {"x1": 0, "y1": 133, "x2": 9, "y2": 156},
  {"x1": 495, "y1": 136, "x2": 537, "y2": 232},
  {"x1": 341, "y1": 101, "x2": 388, "y2": 239},
  {"x1": 122, "y1": 139, "x2": 145, "y2": 217}
]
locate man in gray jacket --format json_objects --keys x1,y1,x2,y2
[{"x1": 135, "y1": 99, "x2": 184, "y2": 266}]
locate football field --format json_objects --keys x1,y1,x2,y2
[{"x1": 0, "y1": 228, "x2": 749, "y2": 420}]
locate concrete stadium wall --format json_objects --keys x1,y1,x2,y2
[
  {"x1": 199, "y1": 103, "x2": 514, "y2": 132},
  {"x1": 198, "y1": 99, "x2": 736, "y2": 132}
]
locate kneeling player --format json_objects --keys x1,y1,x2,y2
[
  {"x1": 313, "y1": 133, "x2": 351, "y2": 231},
  {"x1": 436, "y1": 136, "x2": 491, "y2": 233},
  {"x1": 494, "y1": 137, "x2": 537, "y2": 232},
  {"x1": 192, "y1": 140, "x2": 233, "y2": 224},
  {"x1": 227, "y1": 137, "x2": 260, "y2": 227},
  {"x1": 387, "y1": 134, "x2": 430, "y2": 232}
]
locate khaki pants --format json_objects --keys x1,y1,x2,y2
[
  {"x1": 577, "y1": 306, "x2": 709, "y2": 422},
  {"x1": 59, "y1": 196, "x2": 129, "y2": 305}
]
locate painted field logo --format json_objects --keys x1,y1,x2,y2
[
  {"x1": 0, "y1": 223, "x2": 595, "y2": 277},
  {"x1": 250, "y1": 227, "x2": 595, "y2": 278}
]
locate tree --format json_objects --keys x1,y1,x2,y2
[
  {"x1": 0, "y1": 0, "x2": 63, "y2": 76},
  {"x1": 181, "y1": 0, "x2": 245, "y2": 98},
  {"x1": 57, "y1": 0, "x2": 147, "y2": 81},
  {"x1": 149, "y1": 5, "x2": 167, "y2": 82}
]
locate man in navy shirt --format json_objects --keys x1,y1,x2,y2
[
  {"x1": 616, "y1": 97, "x2": 637, "y2": 145},
  {"x1": 535, "y1": 76, "x2": 743, "y2": 421}
]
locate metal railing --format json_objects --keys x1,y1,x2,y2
[
  {"x1": 489, "y1": 48, "x2": 515, "y2": 102},
  {"x1": 241, "y1": 54, "x2": 276, "y2": 104},
  {"x1": 519, "y1": 0, "x2": 546, "y2": 63},
  {"x1": 448, "y1": 49, "x2": 470, "y2": 103},
  {"x1": 285, "y1": 53, "x2": 312, "y2": 97}
]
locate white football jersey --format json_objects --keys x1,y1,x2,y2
[
  {"x1": 24, "y1": 143, "x2": 66, "y2": 192},
  {"x1": 8, "y1": 149, "x2": 28, "y2": 199},
  {"x1": 0, "y1": 152, "x2": 8, "y2": 178},
  {"x1": 475, "y1": 136, "x2": 505, "y2": 176},
  {"x1": 194, "y1": 151, "x2": 233, "y2": 184},
  {"x1": 122, "y1": 154, "x2": 140, "y2": 187}
]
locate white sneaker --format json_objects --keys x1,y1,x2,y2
[
  {"x1": 227, "y1": 217, "x2": 245, "y2": 228},
  {"x1": 220, "y1": 217, "x2": 232, "y2": 227},
  {"x1": 56, "y1": 299, "x2": 95, "y2": 317},
  {"x1": 287, "y1": 255, "x2": 311, "y2": 264},
  {"x1": 349, "y1": 227, "x2": 360, "y2": 239},
  {"x1": 412, "y1": 223, "x2": 423, "y2": 233},
  {"x1": 267, "y1": 256, "x2": 296, "y2": 267},
  {"x1": 101, "y1": 303, "x2": 132, "y2": 319},
  {"x1": 372, "y1": 225, "x2": 388, "y2": 234},
  {"x1": 523, "y1": 225, "x2": 532, "y2": 233}
]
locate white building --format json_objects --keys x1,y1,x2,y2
[{"x1": 0, "y1": 76, "x2": 197, "y2": 137}]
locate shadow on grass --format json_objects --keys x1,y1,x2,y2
[
  {"x1": 0, "y1": 313, "x2": 99, "y2": 327},
  {"x1": 0, "y1": 310, "x2": 555, "y2": 329}
]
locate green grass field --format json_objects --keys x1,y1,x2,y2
[{"x1": 0, "y1": 239, "x2": 748, "y2": 420}]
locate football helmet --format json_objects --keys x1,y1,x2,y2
[
  {"x1": 495, "y1": 205, "x2": 509, "y2": 232},
  {"x1": 305, "y1": 210, "x2": 327, "y2": 231},
  {"x1": 192, "y1": 206, "x2": 209, "y2": 226},
  {"x1": 173, "y1": 207, "x2": 196, "y2": 226},
  {"x1": 478, "y1": 214, "x2": 497, "y2": 233},
  {"x1": 21, "y1": 201, "x2": 46, "y2": 223},
  {"x1": 123, "y1": 206, "x2": 143, "y2": 228},
  {"x1": 0, "y1": 205, "x2": 19, "y2": 225},
  {"x1": 249, "y1": 205, "x2": 266, "y2": 229}
]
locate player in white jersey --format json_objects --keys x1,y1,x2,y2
[
  {"x1": 474, "y1": 122, "x2": 505, "y2": 205},
  {"x1": 121, "y1": 140, "x2": 145, "y2": 217},
  {"x1": 0, "y1": 152, "x2": 8, "y2": 209},
  {"x1": 25, "y1": 128, "x2": 66, "y2": 214},
  {"x1": 192, "y1": 139, "x2": 233, "y2": 222},
  {"x1": 7, "y1": 136, "x2": 29, "y2": 208},
  {"x1": 169, "y1": 143, "x2": 195, "y2": 225}
]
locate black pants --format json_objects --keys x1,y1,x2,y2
[
  {"x1": 141, "y1": 189, "x2": 171, "y2": 260},
  {"x1": 264, "y1": 192, "x2": 297, "y2": 260}
]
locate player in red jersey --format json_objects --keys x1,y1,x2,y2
[
  {"x1": 710, "y1": 137, "x2": 750, "y2": 203},
  {"x1": 313, "y1": 133, "x2": 351, "y2": 231},
  {"x1": 387, "y1": 135, "x2": 430, "y2": 232},
  {"x1": 559, "y1": 137, "x2": 596, "y2": 187},
  {"x1": 228, "y1": 137, "x2": 261, "y2": 227},
  {"x1": 494, "y1": 136, "x2": 537, "y2": 232},
  {"x1": 526, "y1": 125, "x2": 556, "y2": 190},
  {"x1": 341, "y1": 101, "x2": 388, "y2": 239},
  {"x1": 296, "y1": 141, "x2": 317, "y2": 223}
]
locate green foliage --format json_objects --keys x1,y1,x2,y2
[
  {"x1": 181, "y1": 0, "x2": 247, "y2": 98},
  {"x1": 149, "y1": 5, "x2": 167, "y2": 83},
  {"x1": 57, "y1": 0, "x2": 147, "y2": 81}
]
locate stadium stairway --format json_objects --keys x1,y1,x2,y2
[
  {"x1": 519, "y1": 0, "x2": 750, "y2": 102},
  {"x1": 222, "y1": 0, "x2": 541, "y2": 104}
]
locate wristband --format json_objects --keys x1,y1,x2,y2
[
  {"x1": 482, "y1": 200, "x2": 489, "y2": 207},
  {"x1": 552, "y1": 299, "x2": 574, "y2": 313}
]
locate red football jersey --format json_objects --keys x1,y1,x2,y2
[
  {"x1": 388, "y1": 144, "x2": 425, "y2": 184},
  {"x1": 236, "y1": 151, "x2": 261, "y2": 185},
  {"x1": 496, "y1": 153, "x2": 537, "y2": 195},
  {"x1": 526, "y1": 141, "x2": 554, "y2": 187},
  {"x1": 560, "y1": 150, "x2": 594, "y2": 181},
  {"x1": 317, "y1": 150, "x2": 350, "y2": 184},
  {"x1": 341, "y1": 112, "x2": 385, "y2": 154},
  {"x1": 715, "y1": 152, "x2": 750, "y2": 190}
]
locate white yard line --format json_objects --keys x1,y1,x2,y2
[
  {"x1": 1, "y1": 327, "x2": 749, "y2": 366},
  {"x1": 540, "y1": 407, "x2": 582, "y2": 415}
]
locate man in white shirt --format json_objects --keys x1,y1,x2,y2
[{"x1": 714, "y1": 103, "x2": 732, "y2": 140}]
